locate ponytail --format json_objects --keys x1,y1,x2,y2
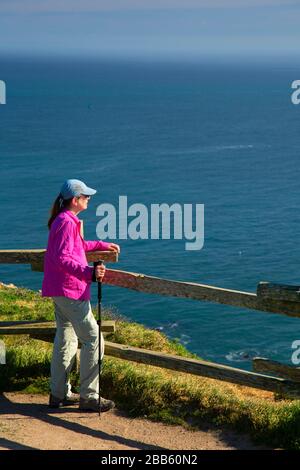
[{"x1": 47, "y1": 193, "x2": 72, "y2": 230}]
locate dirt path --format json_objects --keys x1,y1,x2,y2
[{"x1": 0, "y1": 393, "x2": 271, "y2": 450}]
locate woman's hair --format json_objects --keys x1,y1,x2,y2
[{"x1": 47, "y1": 193, "x2": 73, "y2": 230}]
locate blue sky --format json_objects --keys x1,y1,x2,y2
[{"x1": 0, "y1": 1, "x2": 300, "y2": 59}]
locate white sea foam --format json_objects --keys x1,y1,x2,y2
[
  {"x1": 155, "y1": 143, "x2": 258, "y2": 157},
  {"x1": 225, "y1": 349, "x2": 260, "y2": 362}
]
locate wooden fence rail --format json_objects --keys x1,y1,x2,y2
[
  {"x1": 253, "y1": 357, "x2": 300, "y2": 383},
  {"x1": 102, "y1": 270, "x2": 300, "y2": 319},
  {"x1": 0, "y1": 249, "x2": 118, "y2": 268},
  {"x1": 104, "y1": 341, "x2": 300, "y2": 397},
  {"x1": 1, "y1": 250, "x2": 300, "y2": 318},
  {"x1": 0, "y1": 320, "x2": 115, "y2": 336}
]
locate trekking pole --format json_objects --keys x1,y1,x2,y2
[{"x1": 94, "y1": 260, "x2": 104, "y2": 417}]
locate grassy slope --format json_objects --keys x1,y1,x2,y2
[{"x1": 1, "y1": 283, "x2": 300, "y2": 449}]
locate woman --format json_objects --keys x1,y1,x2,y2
[{"x1": 42, "y1": 179, "x2": 120, "y2": 412}]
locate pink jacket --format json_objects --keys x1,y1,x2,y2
[{"x1": 42, "y1": 209, "x2": 110, "y2": 300}]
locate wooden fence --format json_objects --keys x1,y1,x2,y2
[{"x1": 1, "y1": 248, "x2": 300, "y2": 398}]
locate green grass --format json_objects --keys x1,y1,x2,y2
[{"x1": 1, "y1": 283, "x2": 300, "y2": 449}]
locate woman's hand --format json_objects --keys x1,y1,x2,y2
[
  {"x1": 107, "y1": 243, "x2": 120, "y2": 254},
  {"x1": 95, "y1": 263, "x2": 106, "y2": 282}
]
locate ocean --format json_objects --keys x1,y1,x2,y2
[{"x1": 1, "y1": 56, "x2": 300, "y2": 370}]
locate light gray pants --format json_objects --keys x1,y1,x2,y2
[{"x1": 51, "y1": 296, "x2": 104, "y2": 400}]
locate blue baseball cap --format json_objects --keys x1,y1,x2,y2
[{"x1": 60, "y1": 179, "x2": 97, "y2": 199}]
